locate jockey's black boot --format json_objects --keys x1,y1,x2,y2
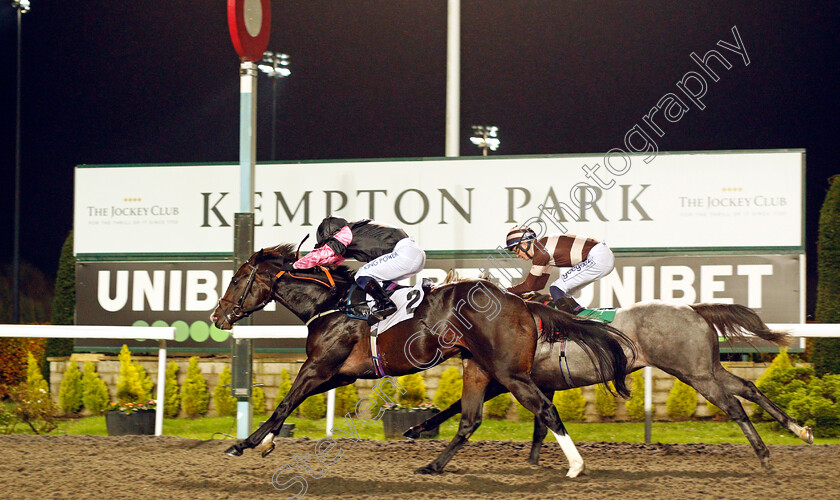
[
  {"x1": 364, "y1": 280, "x2": 397, "y2": 321},
  {"x1": 567, "y1": 297, "x2": 585, "y2": 314}
]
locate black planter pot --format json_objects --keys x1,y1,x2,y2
[
  {"x1": 382, "y1": 409, "x2": 439, "y2": 439},
  {"x1": 105, "y1": 409, "x2": 155, "y2": 436}
]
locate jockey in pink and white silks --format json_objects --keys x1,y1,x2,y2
[
  {"x1": 294, "y1": 217, "x2": 426, "y2": 321},
  {"x1": 505, "y1": 225, "x2": 615, "y2": 312}
]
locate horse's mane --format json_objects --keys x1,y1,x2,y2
[{"x1": 260, "y1": 243, "x2": 355, "y2": 285}]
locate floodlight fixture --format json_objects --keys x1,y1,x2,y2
[
  {"x1": 12, "y1": 0, "x2": 30, "y2": 12},
  {"x1": 259, "y1": 51, "x2": 291, "y2": 79},
  {"x1": 470, "y1": 125, "x2": 500, "y2": 156}
]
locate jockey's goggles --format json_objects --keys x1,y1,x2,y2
[{"x1": 506, "y1": 236, "x2": 534, "y2": 252}]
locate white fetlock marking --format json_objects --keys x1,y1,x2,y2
[
  {"x1": 551, "y1": 430, "x2": 585, "y2": 478},
  {"x1": 260, "y1": 432, "x2": 276, "y2": 450}
]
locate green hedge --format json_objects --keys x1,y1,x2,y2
[{"x1": 814, "y1": 175, "x2": 840, "y2": 375}]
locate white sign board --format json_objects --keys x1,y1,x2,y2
[{"x1": 74, "y1": 150, "x2": 803, "y2": 256}]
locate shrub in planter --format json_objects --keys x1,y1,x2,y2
[
  {"x1": 753, "y1": 352, "x2": 814, "y2": 421},
  {"x1": 381, "y1": 402, "x2": 440, "y2": 439},
  {"x1": 594, "y1": 382, "x2": 617, "y2": 419},
  {"x1": 397, "y1": 373, "x2": 427, "y2": 406},
  {"x1": 81, "y1": 361, "x2": 109, "y2": 414},
  {"x1": 163, "y1": 361, "x2": 180, "y2": 418},
  {"x1": 666, "y1": 378, "x2": 697, "y2": 420},
  {"x1": 484, "y1": 393, "x2": 511, "y2": 419},
  {"x1": 554, "y1": 388, "x2": 587, "y2": 421},
  {"x1": 433, "y1": 367, "x2": 462, "y2": 410},
  {"x1": 58, "y1": 360, "x2": 83, "y2": 415},
  {"x1": 625, "y1": 371, "x2": 646, "y2": 421},
  {"x1": 334, "y1": 383, "x2": 359, "y2": 416},
  {"x1": 299, "y1": 393, "x2": 326, "y2": 420},
  {"x1": 214, "y1": 366, "x2": 237, "y2": 417},
  {"x1": 116, "y1": 345, "x2": 153, "y2": 405},
  {"x1": 181, "y1": 357, "x2": 209, "y2": 417}
]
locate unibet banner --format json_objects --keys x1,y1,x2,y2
[
  {"x1": 74, "y1": 254, "x2": 801, "y2": 351},
  {"x1": 74, "y1": 150, "x2": 803, "y2": 257}
]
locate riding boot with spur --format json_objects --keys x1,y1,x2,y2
[{"x1": 364, "y1": 280, "x2": 397, "y2": 321}]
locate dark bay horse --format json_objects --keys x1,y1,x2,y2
[
  {"x1": 405, "y1": 294, "x2": 812, "y2": 469},
  {"x1": 211, "y1": 245, "x2": 636, "y2": 476}
]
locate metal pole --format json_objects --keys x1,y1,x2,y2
[
  {"x1": 644, "y1": 366, "x2": 653, "y2": 443},
  {"x1": 271, "y1": 77, "x2": 278, "y2": 161},
  {"x1": 12, "y1": 4, "x2": 25, "y2": 324},
  {"x1": 155, "y1": 339, "x2": 167, "y2": 436},
  {"x1": 445, "y1": 0, "x2": 460, "y2": 157},
  {"x1": 234, "y1": 61, "x2": 258, "y2": 439}
]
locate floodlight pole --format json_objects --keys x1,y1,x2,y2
[
  {"x1": 12, "y1": 0, "x2": 30, "y2": 324},
  {"x1": 445, "y1": 0, "x2": 460, "y2": 157}
]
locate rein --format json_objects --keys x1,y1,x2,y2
[{"x1": 275, "y1": 266, "x2": 336, "y2": 290}]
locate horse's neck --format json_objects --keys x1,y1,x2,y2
[{"x1": 275, "y1": 284, "x2": 347, "y2": 322}]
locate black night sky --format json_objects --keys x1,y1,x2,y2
[{"x1": 0, "y1": 2, "x2": 838, "y2": 314}]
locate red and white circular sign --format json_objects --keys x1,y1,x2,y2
[{"x1": 227, "y1": 0, "x2": 271, "y2": 62}]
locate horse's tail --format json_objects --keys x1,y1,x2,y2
[
  {"x1": 689, "y1": 303, "x2": 791, "y2": 347},
  {"x1": 527, "y1": 302, "x2": 636, "y2": 398}
]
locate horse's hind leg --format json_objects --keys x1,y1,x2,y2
[
  {"x1": 717, "y1": 369, "x2": 813, "y2": 444},
  {"x1": 685, "y1": 375, "x2": 772, "y2": 469},
  {"x1": 404, "y1": 380, "x2": 506, "y2": 439},
  {"x1": 415, "y1": 359, "x2": 491, "y2": 475},
  {"x1": 501, "y1": 373, "x2": 584, "y2": 477},
  {"x1": 527, "y1": 390, "x2": 553, "y2": 466}
]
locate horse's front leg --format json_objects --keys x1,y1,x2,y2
[{"x1": 225, "y1": 349, "x2": 351, "y2": 458}]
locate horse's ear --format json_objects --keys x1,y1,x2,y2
[{"x1": 295, "y1": 234, "x2": 310, "y2": 260}]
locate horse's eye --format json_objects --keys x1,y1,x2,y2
[{"x1": 231, "y1": 278, "x2": 238, "y2": 285}]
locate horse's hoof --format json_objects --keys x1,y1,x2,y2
[
  {"x1": 224, "y1": 445, "x2": 243, "y2": 457},
  {"x1": 566, "y1": 462, "x2": 586, "y2": 478},
  {"x1": 526, "y1": 457, "x2": 540, "y2": 466},
  {"x1": 403, "y1": 426, "x2": 422, "y2": 440},
  {"x1": 258, "y1": 432, "x2": 276, "y2": 458},
  {"x1": 260, "y1": 441, "x2": 276, "y2": 458},
  {"x1": 801, "y1": 426, "x2": 814, "y2": 444},
  {"x1": 414, "y1": 464, "x2": 443, "y2": 475}
]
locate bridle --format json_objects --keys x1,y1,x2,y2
[{"x1": 218, "y1": 260, "x2": 338, "y2": 325}]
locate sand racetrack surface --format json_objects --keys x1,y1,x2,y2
[{"x1": 0, "y1": 435, "x2": 837, "y2": 499}]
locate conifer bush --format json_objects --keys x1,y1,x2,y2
[
  {"x1": 554, "y1": 388, "x2": 587, "y2": 421},
  {"x1": 515, "y1": 399, "x2": 534, "y2": 421},
  {"x1": 666, "y1": 378, "x2": 697, "y2": 420},
  {"x1": 58, "y1": 360, "x2": 83, "y2": 414},
  {"x1": 163, "y1": 361, "x2": 180, "y2": 418},
  {"x1": 625, "y1": 370, "x2": 646, "y2": 421},
  {"x1": 81, "y1": 361, "x2": 109, "y2": 414},
  {"x1": 252, "y1": 377, "x2": 267, "y2": 415},
  {"x1": 484, "y1": 393, "x2": 512, "y2": 419},
  {"x1": 594, "y1": 382, "x2": 617, "y2": 419},
  {"x1": 47, "y1": 231, "x2": 75, "y2": 359},
  {"x1": 277, "y1": 369, "x2": 292, "y2": 405},
  {"x1": 814, "y1": 175, "x2": 840, "y2": 375},
  {"x1": 180, "y1": 357, "x2": 209, "y2": 417},
  {"x1": 334, "y1": 383, "x2": 359, "y2": 416},
  {"x1": 214, "y1": 365, "x2": 237, "y2": 417},
  {"x1": 299, "y1": 393, "x2": 326, "y2": 419},
  {"x1": 397, "y1": 373, "x2": 427, "y2": 406},
  {"x1": 371, "y1": 376, "x2": 399, "y2": 408},
  {"x1": 433, "y1": 367, "x2": 462, "y2": 410},
  {"x1": 116, "y1": 345, "x2": 153, "y2": 404},
  {"x1": 9, "y1": 352, "x2": 58, "y2": 434}
]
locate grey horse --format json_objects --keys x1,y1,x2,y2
[{"x1": 405, "y1": 295, "x2": 813, "y2": 469}]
